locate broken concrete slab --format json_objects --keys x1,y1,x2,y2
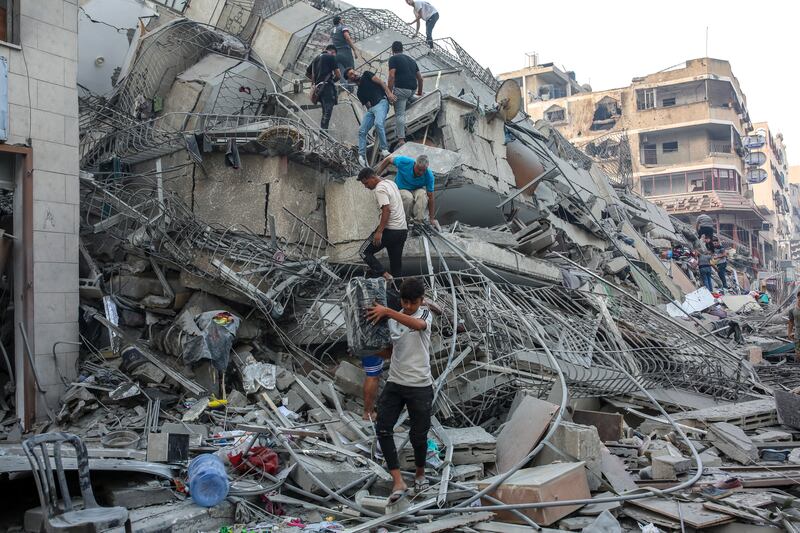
[
  {"x1": 442, "y1": 426, "x2": 497, "y2": 465},
  {"x1": 751, "y1": 430, "x2": 792, "y2": 443},
  {"x1": 572, "y1": 409, "x2": 623, "y2": 442},
  {"x1": 534, "y1": 421, "x2": 603, "y2": 490},
  {"x1": 477, "y1": 462, "x2": 590, "y2": 526},
  {"x1": 290, "y1": 455, "x2": 365, "y2": 494},
  {"x1": 708, "y1": 422, "x2": 758, "y2": 465},
  {"x1": 495, "y1": 396, "x2": 558, "y2": 474},
  {"x1": 651, "y1": 454, "x2": 692, "y2": 480}
]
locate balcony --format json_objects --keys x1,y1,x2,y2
[
  {"x1": 639, "y1": 141, "x2": 737, "y2": 167},
  {"x1": 708, "y1": 141, "x2": 732, "y2": 155}
]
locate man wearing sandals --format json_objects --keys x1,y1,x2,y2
[{"x1": 367, "y1": 278, "x2": 433, "y2": 500}]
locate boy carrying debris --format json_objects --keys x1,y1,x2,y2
[{"x1": 366, "y1": 277, "x2": 433, "y2": 502}]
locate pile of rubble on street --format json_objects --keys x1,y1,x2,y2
[{"x1": 3, "y1": 1, "x2": 800, "y2": 532}]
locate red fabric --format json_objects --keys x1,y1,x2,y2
[{"x1": 229, "y1": 446, "x2": 279, "y2": 475}]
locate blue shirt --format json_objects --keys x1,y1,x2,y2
[{"x1": 393, "y1": 155, "x2": 435, "y2": 192}]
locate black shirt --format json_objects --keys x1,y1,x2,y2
[
  {"x1": 306, "y1": 53, "x2": 338, "y2": 84},
  {"x1": 356, "y1": 71, "x2": 386, "y2": 107},
  {"x1": 388, "y1": 53, "x2": 419, "y2": 91}
]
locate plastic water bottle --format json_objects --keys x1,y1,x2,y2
[{"x1": 188, "y1": 454, "x2": 229, "y2": 507}]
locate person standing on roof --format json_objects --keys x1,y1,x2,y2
[
  {"x1": 330, "y1": 15, "x2": 359, "y2": 75},
  {"x1": 387, "y1": 41, "x2": 423, "y2": 147},
  {"x1": 696, "y1": 211, "x2": 715, "y2": 241},
  {"x1": 357, "y1": 166, "x2": 408, "y2": 281},
  {"x1": 346, "y1": 68, "x2": 396, "y2": 167},
  {"x1": 375, "y1": 154, "x2": 439, "y2": 228},
  {"x1": 406, "y1": 0, "x2": 439, "y2": 49},
  {"x1": 305, "y1": 45, "x2": 340, "y2": 130}
]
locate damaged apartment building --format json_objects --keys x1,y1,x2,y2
[
  {"x1": 505, "y1": 56, "x2": 797, "y2": 277},
  {"x1": 2, "y1": 0, "x2": 800, "y2": 531}
]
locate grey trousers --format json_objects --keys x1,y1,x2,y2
[{"x1": 392, "y1": 87, "x2": 418, "y2": 140}]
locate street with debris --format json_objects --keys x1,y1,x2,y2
[{"x1": 1, "y1": 0, "x2": 800, "y2": 532}]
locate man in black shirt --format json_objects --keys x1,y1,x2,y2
[
  {"x1": 305, "y1": 45, "x2": 340, "y2": 130},
  {"x1": 387, "y1": 41, "x2": 423, "y2": 146},
  {"x1": 346, "y1": 68, "x2": 396, "y2": 167}
]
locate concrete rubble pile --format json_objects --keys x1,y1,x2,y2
[{"x1": 4, "y1": 1, "x2": 800, "y2": 531}]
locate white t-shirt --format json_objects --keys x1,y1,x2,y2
[
  {"x1": 374, "y1": 179, "x2": 407, "y2": 230},
  {"x1": 388, "y1": 307, "x2": 433, "y2": 387},
  {"x1": 414, "y1": 1, "x2": 438, "y2": 20}
]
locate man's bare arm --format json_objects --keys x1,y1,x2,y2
[
  {"x1": 375, "y1": 155, "x2": 394, "y2": 175},
  {"x1": 416, "y1": 71, "x2": 424, "y2": 95},
  {"x1": 388, "y1": 68, "x2": 397, "y2": 92}
]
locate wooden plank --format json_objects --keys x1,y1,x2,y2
[{"x1": 629, "y1": 498, "x2": 735, "y2": 528}]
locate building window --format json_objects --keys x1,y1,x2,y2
[
  {"x1": 642, "y1": 143, "x2": 657, "y2": 165},
  {"x1": 662, "y1": 141, "x2": 679, "y2": 153},
  {"x1": 544, "y1": 105, "x2": 565, "y2": 123},
  {"x1": 636, "y1": 88, "x2": 655, "y2": 110},
  {"x1": 661, "y1": 97, "x2": 676, "y2": 107},
  {"x1": 640, "y1": 168, "x2": 742, "y2": 197},
  {"x1": 0, "y1": 0, "x2": 19, "y2": 45}
]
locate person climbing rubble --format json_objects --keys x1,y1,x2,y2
[
  {"x1": 357, "y1": 166, "x2": 408, "y2": 280},
  {"x1": 787, "y1": 290, "x2": 800, "y2": 363},
  {"x1": 330, "y1": 15, "x2": 359, "y2": 76},
  {"x1": 346, "y1": 68, "x2": 395, "y2": 167},
  {"x1": 698, "y1": 249, "x2": 714, "y2": 293},
  {"x1": 375, "y1": 153, "x2": 439, "y2": 228},
  {"x1": 406, "y1": 0, "x2": 439, "y2": 49},
  {"x1": 711, "y1": 235, "x2": 729, "y2": 292},
  {"x1": 366, "y1": 277, "x2": 433, "y2": 502},
  {"x1": 305, "y1": 45, "x2": 340, "y2": 130},
  {"x1": 387, "y1": 41, "x2": 423, "y2": 147},
  {"x1": 696, "y1": 211, "x2": 716, "y2": 244}
]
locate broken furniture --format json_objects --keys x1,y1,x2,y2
[{"x1": 22, "y1": 432, "x2": 132, "y2": 533}]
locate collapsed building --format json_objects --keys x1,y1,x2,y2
[{"x1": 2, "y1": 0, "x2": 800, "y2": 531}]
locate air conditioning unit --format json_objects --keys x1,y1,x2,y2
[{"x1": 761, "y1": 222, "x2": 771, "y2": 231}]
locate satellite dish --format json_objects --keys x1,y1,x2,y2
[
  {"x1": 746, "y1": 168, "x2": 768, "y2": 184},
  {"x1": 496, "y1": 78, "x2": 522, "y2": 122},
  {"x1": 744, "y1": 151, "x2": 766, "y2": 166},
  {"x1": 743, "y1": 135, "x2": 766, "y2": 149}
]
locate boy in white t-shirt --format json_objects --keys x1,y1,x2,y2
[
  {"x1": 366, "y1": 277, "x2": 433, "y2": 502},
  {"x1": 357, "y1": 166, "x2": 408, "y2": 280}
]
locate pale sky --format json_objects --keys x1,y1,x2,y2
[{"x1": 363, "y1": 0, "x2": 800, "y2": 165}]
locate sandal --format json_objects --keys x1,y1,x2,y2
[
  {"x1": 387, "y1": 488, "x2": 408, "y2": 504},
  {"x1": 414, "y1": 477, "x2": 429, "y2": 495}
]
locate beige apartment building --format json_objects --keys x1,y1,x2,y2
[
  {"x1": 500, "y1": 57, "x2": 784, "y2": 269},
  {"x1": 749, "y1": 123, "x2": 791, "y2": 263}
]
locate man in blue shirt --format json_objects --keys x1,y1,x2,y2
[{"x1": 375, "y1": 153, "x2": 439, "y2": 227}]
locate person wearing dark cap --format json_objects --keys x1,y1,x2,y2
[
  {"x1": 356, "y1": 166, "x2": 408, "y2": 280},
  {"x1": 305, "y1": 45, "x2": 340, "y2": 130}
]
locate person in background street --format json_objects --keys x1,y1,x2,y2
[
  {"x1": 305, "y1": 45, "x2": 340, "y2": 130},
  {"x1": 366, "y1": 277, "x2": 433, "y2": 502},
  {"x1": 357, "y1": 166, "x2": 408, "y2": 280},
  {"x1": 698, "y1": 250, "x2": 714, "y2": 293},
  {"x1": 406, "y1": 0, "x2": 439, "y2": 49},
  {"x1": 330, "y1": 15, "x2": 358, "y2": 76},
  {"x1": 696, "y1": 211, "x2": 715, "y2": 241},
  {"x1": 711, "y1": 236, "x2": 729, "y2": 292},
  {"x1": 375, "y1": 154, "x2": 439, "y2": 228},
  {"x1": 346, "y1": 68, "x2": 395, "y2": 167},
  {"x1": 387, "y1": 41, "x2": 423, "y2": 147},
  {"x1": 787, "y1": 290, "x2": 800, "y2": 363}
]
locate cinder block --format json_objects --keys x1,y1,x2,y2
[
  {"x1": 33, "y1": 230, "x2": 66, "y2": 262},
  {"x1": 652, "y1": 455, "x2": 691, "y2": 480},
  {"x1": 32, "y1": 109, "x2": 65, "y2": 144},
  {"x1": 34, "y1": 261, "x2": 77, "y2": 293},
  {"x1": 34, "y1": 20, "x2": 78, "y2": 61},
  {"x1": 334, "y1": 360, "x2": 364, "y2": 399}
]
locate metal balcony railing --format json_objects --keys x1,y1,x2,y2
[{"x1": 708, "y1": 141, "x2": 732, "y2": 155}]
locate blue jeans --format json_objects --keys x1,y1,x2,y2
[
  {"x1": 699, "y1": 266, "x2": 714, "y2": 292},
  {"x1": 358, "y1": 98, "x2": 389, "y2": 157}
]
